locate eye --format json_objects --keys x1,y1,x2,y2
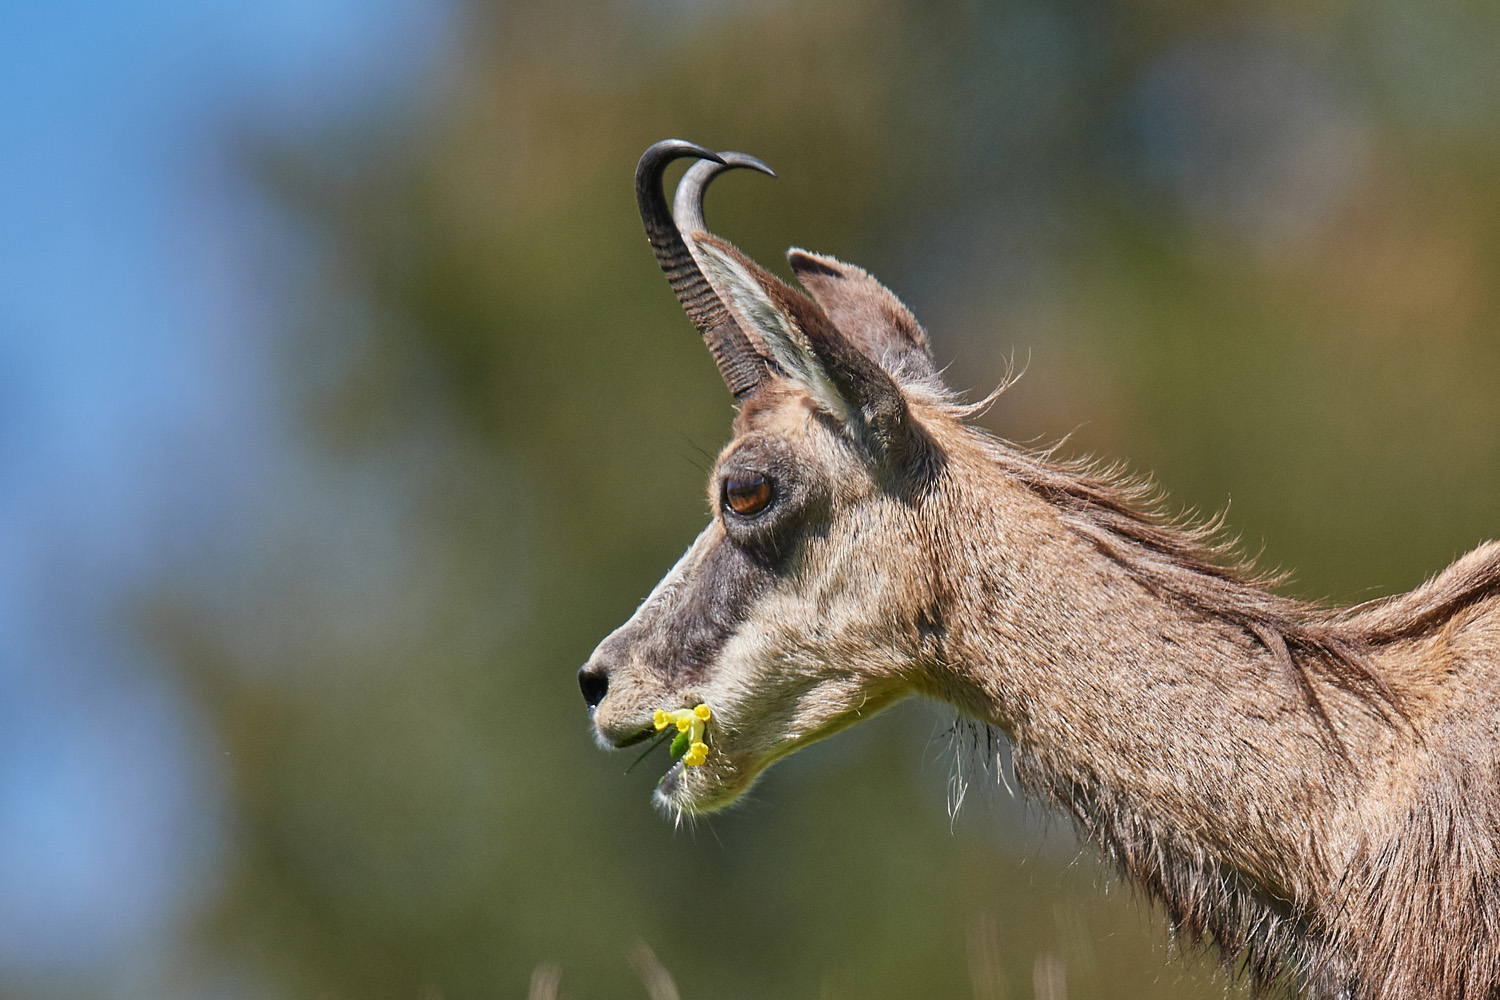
[{"x1": 723, "y1": 474, "x2": 774, "y2": 518}]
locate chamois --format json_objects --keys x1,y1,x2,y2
[{"x1": 580, "y1": 140, "x2": 1500, "y2": 999}]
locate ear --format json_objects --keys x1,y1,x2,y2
[
  {"x1": 692, "y1": 234, "x2": 908, "y2": 453},
  {"x1": 787, "y1": 250, "x2": 935, "y2": 382}
]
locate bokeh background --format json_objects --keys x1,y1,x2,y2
[{"x1": 4, "y1": 0, "x2": 1499, "y2": 997}]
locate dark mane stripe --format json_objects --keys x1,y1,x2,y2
[
  {"x1": 981, "y1": 437, "x2": 1406, "y2": 729},
  {"x1": 1337, "y1": 541, "x2": 1500, "y2": 644}
]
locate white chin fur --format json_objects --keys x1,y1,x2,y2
[
  {"x1": 651, "y1": 754, "x2": 767, "y2": 816},
  {"x1": 652, "y1": 761, "x2": 686, "y2": 809}
]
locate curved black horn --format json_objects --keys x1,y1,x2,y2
[
  {"x1": 635, "y1": 140, "x2": 771, "y2": 399},
  {"x1": 672, "y1": 152, "x2": 775, "y2": 235}
]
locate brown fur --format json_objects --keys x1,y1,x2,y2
[
  {"x1": 584, "y1": 174, "x2": 1500, "y2": 998},
  {"x1": 929, "y1": 417, "x2": 1500, "y2": 996}
]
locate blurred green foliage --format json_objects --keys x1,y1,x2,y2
[{"x1": 155, "y1": 0, "x2": 1500, "y2": 996}]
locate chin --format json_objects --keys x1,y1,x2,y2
[{"x1": 651, "y1": 752, "x2": 764, "y2": 816}]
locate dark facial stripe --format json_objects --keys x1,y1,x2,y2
[{"x1": 601, "y1": 528, "x2": 780, "y2": 684}]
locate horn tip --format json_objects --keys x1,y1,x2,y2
[
  {"x1": 638, "y1": 139, "x2": 725, "y2": 173},
  {"x1": 719, "y1": 151, "x2": 775, "y2": 178}
]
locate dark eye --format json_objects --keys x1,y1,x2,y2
[{"x1": 723, "y1": 474, "x2": 773, "y2": 518}]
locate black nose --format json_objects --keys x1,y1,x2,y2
[{"x1": 578, "y1": 664, "x2": 609, "y2": 709}]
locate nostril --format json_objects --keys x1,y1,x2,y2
[{"x1": 578, "y1": 665, "x2": 609, "y2": 709}]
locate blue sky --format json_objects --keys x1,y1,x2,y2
[{"x1": 0, "y1": 0, "x2": 451, "y2": 986}]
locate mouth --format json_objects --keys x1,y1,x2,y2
[
  {"x1": 602, "y1": 704, "x2": 718, "y2": 808},
  {"x1": 614, "y1": 725, "x2": 657, "y2": 749}
]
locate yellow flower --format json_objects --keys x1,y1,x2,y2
[{"x1": 654, "y1": 703, "x2": 716, "y2": 765}]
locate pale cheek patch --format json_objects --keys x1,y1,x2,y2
[{"x1": 723, "y1": 568, "x2": 912, "y2": 739}]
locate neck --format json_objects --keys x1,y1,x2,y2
[{"x1": 914, "y1": 432, "x2": 1409, "y2": 987}]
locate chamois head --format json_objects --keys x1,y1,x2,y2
[{"x1": 581, "y1": 141, "x2": 956, "y2": 813}]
